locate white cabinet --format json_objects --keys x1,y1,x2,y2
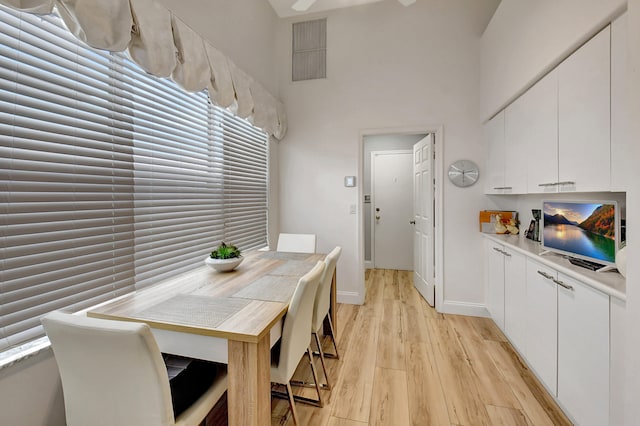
[
  {"x1": 525, "y1": 259, "x2": 558, "y2": 395},
  {"x1": 557, "y1": 273, "x2": 610, "y2": 426},
  {"x1": 484, "y1": 111, "x2": 506, "y2": 194},
  {"x1": 503, "y1": 248, "x2": 526, "y2": 352},
  {"x1": 611, "y1": 13, "x2": 629, "y2": 191},
  {"x1": 558, "y1": 26, "x2": 611, "y2": 192},
  {"x1": 521, "y1": 70, "x2": 559, "y2": 193},
  {"x1": 503, "y1": 90, "x2": 530, "y2": 194},
  {"x1": 485, "y1": 239, "x2": 505, "y2": 330}
]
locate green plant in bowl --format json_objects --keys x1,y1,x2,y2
[
  {"x1": 206, "y1": 242, "x2": 243, "y2": 272},
  {"x1": 210, "y1": 242, "x2": 241, "y2": 259}
]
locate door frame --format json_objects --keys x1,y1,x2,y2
[
  {"x1": 370, "y1": 149, "x2": 413, "y2": 269},
  {"x1": 358, "y1": 125, "x2": 444, "y2": 311}
]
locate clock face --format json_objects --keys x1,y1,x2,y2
[{"x1": 448, "y1": 160, "x2": 479, "y2": 187}]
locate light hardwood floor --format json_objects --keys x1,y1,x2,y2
[{"x1": 271, "y1": 269, "x2": 572, "y2": 426}]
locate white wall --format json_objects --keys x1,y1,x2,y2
[
  {"x1": 480, "y1": 0, "x2": 626, "y2": 121},
  {"x1": 276, "y1": 0, "x2": 500, "y2": 308},
  {"x1": 0, "y1": 2, "x2": 280, "y2": 425}
]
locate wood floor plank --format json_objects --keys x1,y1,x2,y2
[
  {"x1": 484, "y1": 341, "x2": 571, "y2": 426},
  {"x1": 376, "y1": 299, "x2": 405, "y2": 370},
  {"x1": 382, "y1": 269, "x2": 400, "y2": 300},
  {"x1": 426, "y1": 318, "x2": 493, "y2": 426},
  {"x1": 327, "y1": 417, "x2": 368, "y2": 426},
  {"x1": 485, "y1": 405, "x2": 531, "y2": 426},
  {"x1": 368, "y1": 367, "x2": 410, "y2": 426},
  {"x1": 330, "y1": 308, "x2": 380, "y2": 422},
  {"x1": 405, "y1": 341, "x2": 450, "y2": 425},
  {"x1": 400, "y1": 301, "x2": 431, "y2": 344},
  {"x1": 448, "y1": 315, "x2": 522, "y2": 409}
]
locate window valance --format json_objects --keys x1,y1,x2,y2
[{"x1": 0, "y1": 0, "x2": 287, "y2": 139}]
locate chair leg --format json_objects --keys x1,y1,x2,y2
[
  {"x1": 313, "y1": 332, "x2": 331, "y2": 390},
  {"x1": 306, "y1": 346, "x2": 324, "y2": 408},
  {"x1": 285, "y1": 382, "x2": 299, "y2": 426},
  {"x1": 324, "y1": 314, "x2": 340, "y2": 359}
]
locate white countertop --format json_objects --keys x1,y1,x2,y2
[{"x1": 482, "y1": 233, "x2": 626, "y2": 302}]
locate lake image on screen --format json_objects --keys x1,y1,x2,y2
[{"x1": 543, "y1": 202, "x2": 616, "y2": 264}]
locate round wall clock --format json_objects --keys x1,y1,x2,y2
[{"x1": 448, "y1": 160, "x2": 479, "y2": 188}]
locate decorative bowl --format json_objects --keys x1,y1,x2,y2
[{"x1": 204, "y1": 256, "x2": 243, "y2": 272}]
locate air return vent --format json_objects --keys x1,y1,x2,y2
[{"x1": 292, "y1": 18, "x2": 326, "y2": 81}]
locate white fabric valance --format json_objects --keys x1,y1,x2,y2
[{"x1": 0, "y1": 0, "x2": 287, "y2": 139}]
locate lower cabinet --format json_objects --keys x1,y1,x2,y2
[
  {"x1": 486, "y1": 243, "x2": 611, "y2": 425},
  {"x1": 525, "y1": 259, "x2": 558, "y2": 395},
  {"x1": 557, "y1": 273, "x2": 610, "y2": 426}
]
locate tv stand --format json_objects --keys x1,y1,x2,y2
[{"x1": 567, "y1": 257, "x2": 615, "y2": 273}]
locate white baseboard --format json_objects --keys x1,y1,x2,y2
[
  {"x1": 439, "y1": 300, "x2": 490, "y2": 317},
  {"x1": 337, "y1": 290, "x2": 363, "y2": 305},
  {"x1": 364, "y1": 260, "x2": 373, "y2": 270}
]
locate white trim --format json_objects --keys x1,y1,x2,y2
[
  {"x1": 358, "y1": 125, "x2": 445, "y2": 312},
  {"x1": 338, "y1": 290, "x2": 363, "y2": 305},
  {"x1": 364, "y1": 260, "x2": 374, "y2": 270},
  {"x1": 440, "y1": 300, "x2": 490, "y2": 317}
]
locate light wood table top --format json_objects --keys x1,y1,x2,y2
[{"x1": 87, "y1": 249, "x2": 327, "y2": 426}]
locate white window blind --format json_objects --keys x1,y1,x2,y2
[
  {"x1": 0, "y1": 5, "x2": 269, "y2": 353},
  {"x1": 0, "y1": 8, "x2": 136, "y2": 352}
]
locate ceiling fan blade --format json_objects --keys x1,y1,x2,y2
[
  {"x1": 292, "y1": 0, "x2": 317, "y2": 11},
  {"x1": 397, "y1": 0, "x2": 416, "y2": 6}
]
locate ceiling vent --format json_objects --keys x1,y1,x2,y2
[{"x1": 292, "y1": 18, "x2": 326, "y2": 81}]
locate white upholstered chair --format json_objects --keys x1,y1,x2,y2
[
  {"x1": 42, "y1": 311, "x2": 227, "y2": 426},
  {"x1": 271, "y1": 260, "x2": 325, "y2": 425},
  {"x1": 276, "y1": 233, "x2": 317, "y2": 253},
  {"x1": 311, "y1": 246, "x2": 342, "y2": 389}
]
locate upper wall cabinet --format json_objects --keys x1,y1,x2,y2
[
  {"x1": 611, "y1": 13, "x2": 629, "y2": 191},
  {"x1": 503, "y1": 88, "x2": 531, "y2": 194},
  {"x1": 558, "y1": 26, "x2": 611, "y2": 192},
  {"x1": 484, "y1": 111, "x2": 506, "y2": 194},
  {"x1": 514, "y1": 70, "x2": 559, "y2": 193}
]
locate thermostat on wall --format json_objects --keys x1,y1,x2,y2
[{"x1": 344, "y1": 176, "x2": 356, "y2": 187}]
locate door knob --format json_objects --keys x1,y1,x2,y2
[
  {"x1": 375, "y1": 215, "x2": 381, "y2": 220},
  {"x1": 409, "y1": 220, "x2": 416, "y2": 225}
]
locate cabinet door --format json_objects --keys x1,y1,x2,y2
[
  {"x1": 504, "y1": 94, "x2": 528, "y2": 194},
  {"x1": 522, "y1": 71, "x2": 559, "y2": 193},
  {"x1": 558, "y1": 26, "x2": 611, "y2": 192},
  {"x1": 557, "y1": 273, "x2": 609, "y2": 426},
  {"x1": 484, "y1": 111, "x2": 505, "y2": 194},
  {"x1": 525, "y1": 260, "x2": 558, "y2": 395},
  {"x1": 611, "y1": 13, "x2": 629, "y2": 191},
  {"x1": 504, "y1": 248, "x2": 526, "y2": 353},
  {"x1": 485, "y1": 240, "x2": 505, "y2": 331}
]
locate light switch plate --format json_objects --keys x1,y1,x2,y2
[{"x1": 344, "y1": 176, "x2": 356, "y2": 187}]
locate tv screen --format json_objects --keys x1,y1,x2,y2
[{"x1": 542, "y1": 200, "x2": 618, "y2": 265}]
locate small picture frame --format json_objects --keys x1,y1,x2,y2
[{"x1": 525, "y1": 219, "x2": 536, "y2": 240}]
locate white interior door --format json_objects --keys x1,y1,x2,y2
[
  {"x1": 413, "y1": 134, "x2": 435, "y2": 305},
  {"x1": 372, "y1": 151, "x2": 413, "y2": 270}
]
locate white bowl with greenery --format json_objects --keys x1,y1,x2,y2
[{"x1": 205, "y1": 242, "x2": 243, "y2": 272}]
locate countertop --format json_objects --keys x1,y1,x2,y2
[{"x1": 482, "y1": 233, "x2": 626, "y2": 302}]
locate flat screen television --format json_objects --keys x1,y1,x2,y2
[{"x1": 541, "y1": 200, "x2": 618, "y2": 269}]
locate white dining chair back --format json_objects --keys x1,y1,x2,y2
[
  {"x1": 271, "y1": 260, "x2": 325, "y2": 424},
  {"x1": 309, "y1": 246, "x2": 342, "y2": 390},
  {"x1": 276, "y1": 233, "x2": 317, "y2": 253},
  {"x1": 42, "y1": 311, "x2": 227, "y2": 426}
]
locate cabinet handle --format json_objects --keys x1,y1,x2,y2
[
  {"x1": 553, "y1": 278, "x2": 574, "y2": 291},
  {"x1": 502, "y1": 251, "x2": 511, "y2": 257},
  {"x1": 557, "y1": 181, "x2": 576, "y2": 186},
  {"x1": 538, "y1": 182, "x2": 558, "y2": 187},
  {"x1": 493, "y1": 186, "x2": 513, "y2": 190},
  {"x1": 537, "y1": 270, "x2": 553, "y2": 280},
  {"x1": 493, "y1": 247, "x2": 503, "y2": 253}
]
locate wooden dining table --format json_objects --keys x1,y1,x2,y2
[{"x1": 87, "y1": 249, "x2": 335, "y2": 426}]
